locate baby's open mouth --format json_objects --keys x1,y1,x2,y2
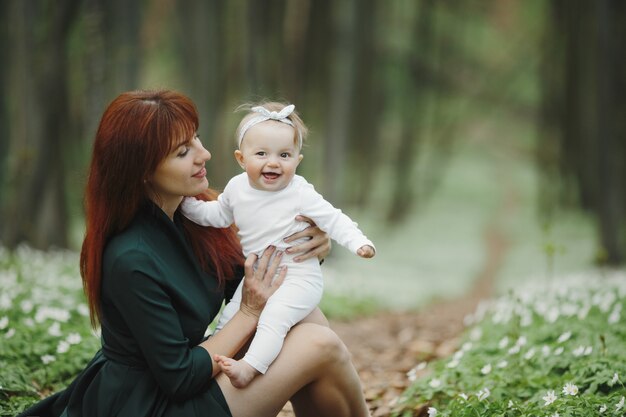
[{"x1": 262, "y1": 172, "x2": 280, "y2": 180}]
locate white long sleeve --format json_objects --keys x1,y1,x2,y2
[
  {"x1": 180, "y1": 193, "x2": 234, "y2": 228},
  {"x1": 181, "y1": 173, "x2": 373, "y2": 257}
]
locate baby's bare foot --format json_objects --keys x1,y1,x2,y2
[{"x1": 215, "y1": 355, "x2": 259, "y2": 388}]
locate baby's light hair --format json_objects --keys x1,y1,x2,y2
[{"x1": 235, "y1": 101, "x2": 308, "y2": 149}]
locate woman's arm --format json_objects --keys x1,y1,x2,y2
[
  {"x1": 199, "y1": 246, "x2": 287, "y2": 376},
  {"x1": 283, "y1": 215, "x2": 332, "y2": 262}
]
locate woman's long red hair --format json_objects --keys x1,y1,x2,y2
[{"x1": 80, "y1": 90, "x2": 243, "y2": 328}]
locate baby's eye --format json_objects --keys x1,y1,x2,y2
[
  {"x1": 280, "y1": 152, "x2": 291, "y2": 158},
  {"x1": 256, "y1": 151, "x2": 266, "y2": 156}
]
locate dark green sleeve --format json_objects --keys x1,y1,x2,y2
[{"x1": 109, "y1": 252, "x2": 213, "y2": 402}]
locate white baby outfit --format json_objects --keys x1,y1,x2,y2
[{"x1": 181, "y1": 172, "x2": 373, "y2": 373}]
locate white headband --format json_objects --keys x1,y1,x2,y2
[{"x1": 237, "y1": 104, "x2": 302, "y2": 148}]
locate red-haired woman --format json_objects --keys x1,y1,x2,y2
[{"x1": 18, "y1": 90, "x2": 370, "y2": 417}]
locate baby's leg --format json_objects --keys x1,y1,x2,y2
[
  {"x1": 243, "y1": 269, "x2": 323, "y2": 373},
  {"x1": 217, "y1": 258, "x2": 323, "y2": 388}
]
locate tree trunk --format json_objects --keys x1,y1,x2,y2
[
  {"x1": 1, "y1": 0, "x2": 80, "y2": 249},
  {"x1": 322, "y1": 0, "x2": 357, "y2": 203},
  {"x1": 387, "y1": 0, "x2": 435, "y2": 223}
]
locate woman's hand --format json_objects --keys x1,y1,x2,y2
[
  {"x1": 239, "y1": 246, "x2": 287, "y2": 318},
  {"x1": 284, "y1": 215, "x2": 332, "y2": 263}
]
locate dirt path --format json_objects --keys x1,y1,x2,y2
[{"x1": 278, "y1": 155, "x2": 518, "y2": 416}]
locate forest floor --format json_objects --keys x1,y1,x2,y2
[{"x1": 278, "y1": 178, "x2": 514, "y2": 416}]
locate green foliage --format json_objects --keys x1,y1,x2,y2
[
  {"x1": 392, "y1": 272, "x2": 626, "y2": 416},
  {"x1": 0, "y1": 246, "x2": 99, "y2": 416},
  {"x1": 320, "y1": 292, "x2": 381, "y2": 320}
]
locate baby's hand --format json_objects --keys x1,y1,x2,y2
[{"x1": 357, "y1": 245, "x2": 375, "y2": 258}]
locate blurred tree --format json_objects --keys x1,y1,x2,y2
[
  {"x1": 387, "y1": 0, "x2": 436, "y2": 223},
  {"x1": 323, "y1": 0, "x2": 358, "y2": 203},
  {"x1": 174, "y1": 0, "x2": 230, "y2": 185},
  {"x1": 539, "y1": 0, "x2": 626, "y2": 264},
  {"x1": 1, "y1": 0, "x2": 80, "y2": 249}
]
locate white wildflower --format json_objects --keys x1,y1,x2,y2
[
  {"x1": 48, "y1": 322, "x2": 62, "y2": 337},
  {"x1": 427, "y1": 407, "x2": 437, "y2": 417},
  {"x1": 406, "y1": 368, "x2": 417, "y2": 382},
  {"x1": 458, "y1": 393, "x2": 468, "y2": 401},
  {"x1": 429, "y1": 378, "x2": 442, "y2": 389},
  {"x1": 508, "y1": 345, "x2": 520, "y2": 355},
  {"x1": 616, "y1": 396, "x2": 625, "y2": 411},
  {"x1": 476, "y1": 388, "x2": 490, "y2": 401},
  {"x1": 562, "y1": 382, "x2": 578, "y2": 396},
  {"x1": 520, "y1": 314, "x2": 532, "y2": 327},
  {"x1": 553, "y1": 347, "x2": 564, "y2": 355},
  {"x1": 66, "y1": 333, "x2": 82, "y2": 345},
  {"x1": 583, "y1": 346, "x2": 592, "y2": 355},
  {"x1": 416, "y1": 362, "x2": 427, "y2": 371},
  {"x1": 77, "y1": 303, "x2": 90, "y2": 317},
  {"x1": 57, "y1": 340, "x2": 70, "y2": 354},
  {"x1": 577, "y1": 305, "x2": 590, "y2": 320},
  {"x1": 557, "y1": 331, "x2": 572, "y2": 343},
  {"x1": 470, "y1": 327, "x2": 482, "y2": 341},
  {"x1": 0, "y1": 316, "x2": 8, "y2": 330},
  {"x1": 523, "y1": 347, "x2": 536, "y2": 360},
  {"x1": 516, "y1": 336, "x2": 527, "y2": 346},
  {"x1": 41, "y1": 354, "x2": 56, "y2": 364},
  {"x1": 599, "y1": 404, "x2": 607, "y2": 413},
  {"x1": 609, "y1": 309, "x2": 621, "y2": 324},
  {"x1": 497, "y1": 360, "x2": 508, "y2": 368},
  {"x1": 542, "y1": 390, "x2": 557, "y2": 406},
  {"x1": 542, "y1": 345, "x2": 551, "y2": 356},
  {"x1": 447, "y1": 359, "x2": 459, "y2": 369},
  {"x1": 609, "y1": 373, "x2": 619, "y2": 386},
  {"x1": 4, "y1": 328, "x2": 15, "y2": 339},
  {"x1": 0, "y1": 294, "x2": 12, "y2": 310},
  {"x1": 550, "y1": 413, "x2": 560, "y2": 417},
  {"x1": 546, "y1": 307, "x2": 560, "y2": 322},
  {"x1": 462, "y1": 342, "x2": 473, "y2": 351},
  {"x1": 508, "y1": 399, "x2": 514, "y2": 408},
  {"x1": 453, "y1": 350, "x2": 464, "y2": 361},
  {"x1": 20, "y1": 300, "x2": 34, "y2": 313},
  {"x1": 23, "y1": 318, "x2": 35, "y2": 327},
  {"x1": 498, "y1": 336, "x2": 509, "y2": 349},
  {"x1": 573, "y1": 345, "x2": 585, "y2": 357},
  {"x1": 481, "y1": 364, "x2": 492, "y2": 375}
]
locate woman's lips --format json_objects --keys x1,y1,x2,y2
[{"x1": 193, "y1": 167, "x2": 206, "y2": 178}]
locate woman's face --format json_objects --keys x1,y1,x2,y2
[{"x1": 149, "y1": 134, "x2": 211, "y2": 216}]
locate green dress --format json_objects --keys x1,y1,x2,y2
[{"x1": 18, "y1": 203, "x2": 242, "y2": 417}]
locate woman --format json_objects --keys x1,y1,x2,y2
[{"x1": 18, "y1": 90, "x2": 370, "y2": 417}]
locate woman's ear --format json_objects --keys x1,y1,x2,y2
[{"x1": 234, "y1": 150, "x2": 245, "y2": 169}]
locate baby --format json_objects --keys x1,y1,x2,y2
[{"x1": 181, "y1": 102, "x2": 375, "y2": 388}]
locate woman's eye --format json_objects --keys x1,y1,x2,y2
[{"x1": 178, "y1": 146, "x2": 190, "y2": 157}]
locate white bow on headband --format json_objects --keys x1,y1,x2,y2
[{"x1": 238, "y1": 104, "x2": 302, "y2": 148}]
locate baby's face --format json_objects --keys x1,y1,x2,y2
[{"x1": 235, "y1": 121, "x2": 303, "y2": 192}]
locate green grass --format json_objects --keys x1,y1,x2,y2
[{"x1": 392, "y1": 271, "x2": 626, "y2": 416}]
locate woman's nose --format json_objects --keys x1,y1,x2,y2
[{"x1": 197, "y1": 143, "x2": 211, "y2": 161}]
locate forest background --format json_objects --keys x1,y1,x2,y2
[{"x1": 0, "y1": 0, "x2": 625, "y2": 310}]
